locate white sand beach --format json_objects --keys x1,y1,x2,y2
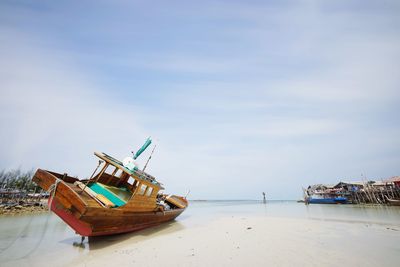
[{"x1": 70, "y1": 216, "x2": 400, "y2": 267}]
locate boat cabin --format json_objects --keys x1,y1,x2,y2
[{"x1": 78, "y1": 152, "x2": 165, "y2": 211}]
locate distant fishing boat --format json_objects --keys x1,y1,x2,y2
[
  {"x1": 304, "y1": 185, "x2": 348, "y2": 204},
  {"x1": 306, "y1": 195, "x2": 348, "y2": 204},
  {"x1": 305, "y1": 190, "x2": 348, "y2": 204},
  {"x1": 32, "y1": 139, "x2": 188, "y2": 237}
]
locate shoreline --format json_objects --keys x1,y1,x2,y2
[{"x1": 0, "y1": 201, "x2": 48, "y2": 216}]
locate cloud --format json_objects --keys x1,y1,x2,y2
[
  {"x1": 1, "y1": 1, "x2": 399, "y2": 199},
  {"x1": 0, "y1": 27, "x2": 149, "y2": 176}
]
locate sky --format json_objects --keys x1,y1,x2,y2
[{"x1": 1, "y1": 0, "x2": 399, "y2": 200}]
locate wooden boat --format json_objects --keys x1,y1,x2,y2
[{"x1": 32, "y1": 151, "x2": 188, "y2": 237}]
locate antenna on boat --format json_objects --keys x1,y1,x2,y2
[
  {"x1": 142, "y1": 144, "x2": 157, "y2": 172},
  {"x1": 80, "y1": 160, "x2": 104, "y2": 193},
  {"x1": 184, "y1": 190, "x2": 190, "y2": 199}
]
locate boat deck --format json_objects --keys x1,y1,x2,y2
[
  {"x1": 88, "y1": 183, "x2": 130, "y2": 207},
  {"x1": 66, "y1": 182, "x2": 133, "y2": 208},
  {"x1": 66, "y1": 182, "x2": 103, "y2": 208}
]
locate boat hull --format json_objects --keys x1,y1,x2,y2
[
  {"x1": 50, "y1": 197, "x2": 185, "y2": 236},
  {"x1": 307, "y1": 197, "x2": 348, "y2": 204}
]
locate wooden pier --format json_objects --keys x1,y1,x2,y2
[{"x1": 305, "y1": 176, "x2": 400, "y2": 205}]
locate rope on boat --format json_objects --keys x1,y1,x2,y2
[
  {"x1": 81, "y1": 160, "x2": 103, "y2": 193},
  {"x1": 47, "y1": 177, "x2": 62, "y2": 211}
]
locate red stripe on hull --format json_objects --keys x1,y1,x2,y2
[{"x1": 50, "y1": 198, "x2": 93, "y2": 236}]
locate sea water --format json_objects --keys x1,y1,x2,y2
[{"x1": 0, "y1": 201, "x2": 399, "y2": 266}]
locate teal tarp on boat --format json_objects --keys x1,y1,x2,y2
[{"x1": 89, "y1": 183, "x2": 127, "y2": 207}]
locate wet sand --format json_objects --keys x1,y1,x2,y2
[
  {"x1": 1, "y1": 202, "x2": 400, "y2": 267},
  {"x1": 0, "y1": 200, "x2": 48, "y2": 216},
  {"x1": 0, "y1": 205, "x2": 48, "y2": 216}
]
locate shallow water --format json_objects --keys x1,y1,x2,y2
[
  {"x1": 186, "y1": 200, "x2": 400, "y2": 225},
  {"x1": 0, "y1": 201, "x2": 399, "y2": 266}
]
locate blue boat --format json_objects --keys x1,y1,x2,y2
[
  {"x1": 307, "y1": 196, "x2": 348, "y2": 204},
  {"x1": 304, "y1": 185, "x2": 349, "y2": 204}
]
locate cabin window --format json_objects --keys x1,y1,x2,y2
[
  {"x1": 127, "y1": 177, "x2": 135, "y2": 185},
  {"x1": 138, "y1": 184, "x2": 147, "y2": 195},
  {"x1": 145, "y1": 187, "x2": 153, "y2": 197},
  {"x1": 115, "y1": 169, "x2": 123, "y2": 178},
  {"x1": 104, "y1": 166, "x2": 117, "y2": 176}
]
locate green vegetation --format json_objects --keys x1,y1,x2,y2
[{"x1": 0, "y1": 169, "x2": 39, "y2": 192}]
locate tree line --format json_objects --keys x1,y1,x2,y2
[{"x1": 0, "y1": 169, "x2": 40, "y2": 192}]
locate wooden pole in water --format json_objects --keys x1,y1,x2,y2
[
  {"x1": 389, "y1": 186, "x2": 395, "y2": 199},
  {"x1": 380, "y1": 188, "x2": 386, "y2": 204},
  {"x1": 362, "y1": 191, "x2": 369, "y2": 203},
  {"x1": 365, "y1": 185, "x2": 374, "y2": 203},
  {"x1": 355, "y1": 192, "x2": 360, "y2": 204}
]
